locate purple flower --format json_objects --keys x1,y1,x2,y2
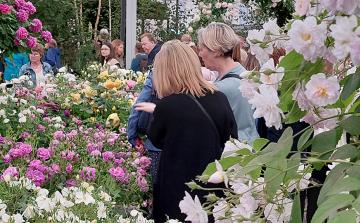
[
  {"x1": 2, "y1": 167, "x2": 19, "y2": 180},
  {"x1": 20, "y1": 131, "x2": 31, "y2": 139},
  {"x1": 87, "y1": 142, "x2": 103, "y2": 153},
  {"x1": 14, "y1": 0, "x2": 26, "y2": 10},
  {"x1": 14, "y1": 38, "x2": 20, "y2": 46},
  {"x1": 53, "y1": 130, "x2": 65, "y2": 140},
  {"x1": 66, "y1": 130, "x2": 77, "y2": 140},
  {"x1": 36, "y1": 124, "x2": 46, "y2": 132},
  {"x1": 114, "y1": 158, "x2": 124, "y2": 166},
  {"x1": 16, "y1": 9, "x2": 28, "y2": 22},
  {"x1": 29, "y1": 18, "x2": 42, "y2": 33},
  {"x1": 64, "y1": 109, "x2": 71, "y2": 117},
  {"x1": 24, "y1": 1, "x2": 36, "y2": 14},
  {"x1": 139, "y1": 156, "x2": 151, "y2": 169},
  {"x1": 41, "y1": 30, "x2": 52, "y2": 43},
  {"x1": 136, "y1": 176, "x2": 149, "y2": 192},
  {"x1": 90, "y1": 150, "x2": 101, "y2": 157},
  {"x1": 61, "y1": 150, "x2": 76, "y2": 161},
  {"x1": 51, "y1": 164, "x2": 60, "y2": 173},
  {"x1": 102, "y1": 151, "x2": 115, "y2": 162},
  {"x1": 26, "y1": 36, "x2": 37, "y2": 48},
  {"x1": 15, "y1": 27, "x2": 28, "y2": 40},
  {"x1": 18, "y1": 142, "x2": 32, "y2": 154},
  {"x1": 3, "y1": 154, "x2": 11, "y2": 163},
  {"x1": 26, "y1": 168, "x2": 46, "y2": 186},
  {"x1": 109, "y1": 166, "x2": 128, "y2": 183},
  {"x1": 0, "y1": 4, "x2": 12, "y2": 14},
  {"x1": 79, "y1": 167, "x2": 96, "y2": 181},
  {"x1": 37, "y1": 148, "x2": 52, "y2": 160},
  {"x1": 65, "y1": 178, "x2": 76, "y2": 187},
  {"x1": 0, "y1": 135, "x2": 5, "y2": 144},
  {"x1": 65, "y1": 164, "x2": 73, "y2": 173}
]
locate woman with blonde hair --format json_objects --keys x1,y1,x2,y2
[
  {"x1": 198, "y1": 22, "x2": 258, "y2": 143},
  {"x1": 135, "y1": 40, "x2": 237, "y2": 222}
]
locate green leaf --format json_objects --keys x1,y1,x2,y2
[
  {"x1": 312, "y1": 128, "x2": 338, "y2": 158},
  {"x1": 311, "y1": 194, "x2": 354, "y2": 223},
  {"x1": 290, "y1": 193, "x2": 302, "y2": 223},
  {"x1": 284, "y1": 153, "x2": 300, "y2": 183},
  {"x1": 341, "y1": 71, "x2": 360, "y2": 101},
  {"x1": 352, "y1": 193, "x2": 360, "y2": 211},
  {"x1": 340, "y1": 116, "x2": 360, "y2": 136},
  {"x1": 331, "y1": 144, "x2": 358, "y2": 160},
  {"x1": 253, "y1": 138, "x2": 269, "y2": 152},
  {"x1": 297, "y1": 128, "x2": 313, "y2": 151},
  {"x1": 318, "y1": 163, "x2": 352, "y2": 205},
  {"x1": 264, "y1": 159, "x2": 287, "y2": 200},
  {"x1": 328, "y1": 210, "x2": 356, "y2": 223},
  {"x1": 326, "y1": 177, "x2": 360, "y2": 196},
  {"x1": 202, "y1": 156, "x2": 242, "y2": 176}
]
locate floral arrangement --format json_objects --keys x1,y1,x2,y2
[
  {"x1": 0, "y1": 0, "x2": 52, "y2": 55},
  {"x1": 0, "y1": 66, "x2": 152, "y2": 219},
  {"x1": 179, "y1": 0, "x2": 360, "y2": 222},
  {"x1": 0, "y1": 177, "x2": 158, "y2": 222}
]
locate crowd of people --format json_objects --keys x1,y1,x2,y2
[
  {"x1": 1, "y1": 23, "x2": 322, "y2": 222},
  {"x1": 127, "y1": 23, "x2": 266, "y2": 222}
]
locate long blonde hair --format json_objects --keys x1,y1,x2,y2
[{"x1": 153, "y1": 40, "x2": 216, "y2": 98}]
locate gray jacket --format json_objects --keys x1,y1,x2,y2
[{"x1": 214, "y1": 63, "x2": 259, "y2": 143}]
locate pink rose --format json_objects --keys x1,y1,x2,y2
[
  {"x1": 0, "y1": 4, "x2": 12, "y2": 14},
  {"x1": 15, "y1": 27, "x2": 28, "y2": 40}
]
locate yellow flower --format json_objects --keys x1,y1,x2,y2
[
  {"x1": 103, "y1": 80, "x2": 116, "y2": 90},
  {"x1": 83, "y1": 87, "x2": 97, "y2": 98},
  {"x1": 128, "y1": 99, "x2": 134, "y2": 106},
  {"x1": 106, "y1": 113, "x2": 120, "y2": 129},
  {"x1": 98, "y1": 70, "x2": 109, "y2": 80},
  {"x1": 70, "y1": 93, "x2": 81, "y2": 102},
  {"x1": 113, "y1": 79, "x2": 121, "y2": 89},
  {"x1": 89, "y1": 117, "x2": 96, "y2": 123},
  {"x1": 112, "y1": 106, "x2": 116, "y2": 111}
]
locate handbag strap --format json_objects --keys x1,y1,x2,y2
[{"x1": 186, "y1": 94, "x2": 221, "y2": 147}]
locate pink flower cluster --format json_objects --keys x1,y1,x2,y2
[
  {"x1": 37, "y1": 147, "x2": 53, "y2": 160},
  {"x1": 0, "y1": 3, "x2": 12, "y2": 14},
  {"x1": 79, "y1": 167, "x2": 97, "y2": 181},
  {"x1": 26, "y1": 36, "x2": 37, "y2": 48},
  {"x1": 25, "y1": 160, "x2": 47, "y2": 186},
  {"x1": 29, "y1": 18, "x2": 42, "y2": 33},
  {"x1": 5, "y1": 142, "x2": 33, "y2": 162},
  {"x1": 16, "y1": 27, "x2": 28, "y2": 40},
  {"x1": 108, "y1": 166, "x2": 129, "y2": 183},
  {"x1": 16, "y1": 9, "x2": 28, "y2": 22},
  {"x1": 1, "y1": 167, "x2": 19, "y2": 180},
  {"x1": 41, "y1": 30, "x2": 52, "y2": 43},
  {"x1": 14, "y1": 0, "x2": 36, "y2": 15}
]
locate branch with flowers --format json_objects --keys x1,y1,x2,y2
[
  {"x1": 179, "y1": 0, "x2": 360, "y2": 222},
  {"x1": 0, "y1": 0, "x2": 52, "y2": 55}
]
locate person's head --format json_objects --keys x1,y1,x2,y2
[
  {"x1": 140, "y1": 33, "x2": 157, "y2": 54},
  {"x1": 111, "y1": 39, "x2": 124, "y2": 58},
  {"x1": 99, "y1": 28, "x2": 110, "y2": 41},
  {"x1": 29, "y1": 44, "x2": 45, "y2": 63},
  {"x1": 100, "y1": 42, "x2": 116, "y2": 62},
  {"x1": 180, "y1": 34, "x2": 192, "y2": 44},
  {"x1": 153, "y1": 40, "x2": 215, "y2": 99},
  {"x1": 135, "y1": 42, "x2": 145, "y2": 54},
  {"x1": 47, "y1": 39, "x2": 57, "y2": 48},
  {"x1": 197, "y1": 22, "x2": 239, "y2": 70}
]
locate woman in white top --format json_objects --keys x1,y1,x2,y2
[{"x1": 19, "y1": 44, "x2": 53, "y2": 87}]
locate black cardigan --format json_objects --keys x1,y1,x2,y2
[{"x1": 149, "y1": 91, "x2": 237, "y2": 222}]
